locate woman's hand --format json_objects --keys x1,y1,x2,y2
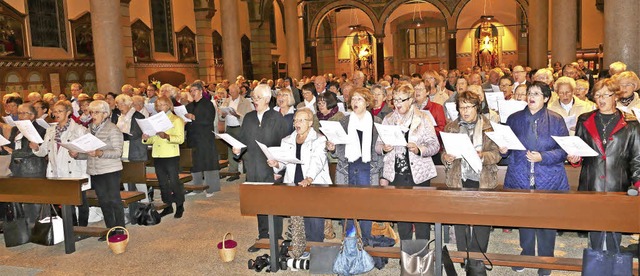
[
  {"x1": 267, "y1": 159, "x2": 279, "y2": 168},
  {"x1": 382, "y1": 144, "x2": 393, "y2": 153},
  {"x1": 142, "y1": 134, "x2": 150, "y2": 140},
  {"x1": 298, "y1": 177, "x2": 313, "y2": 187},
  {"x1": 29, "y1": 142, "x2": 40, "y2": 151},
  {"x1": 498, "y1": 146, "x2": 509, "y2": 155},
  {"x1": 567, "y1": 155, "x2": 581, "y2": 164},
  {"x1": 407, "y1": 142, "x2": 420, "y2": 155},
  {"x1": 185, "y1": 113, "x2": 196, "y2": 120},
  {"x1": 326, "y1": 141, "x2": 335, "y2": 152},
  {"x1": 442, "y1": 153, "x2": 456, "y2": 163},
  {"x1": 232, "y1": 147, "x2": 241, "y2": 155},
  {"x1": 157, "y1": 132, "x2": 169, "y2": 139},
  {"x1": 69, "y1": 150, "x2": 78, "y2": 158},
  {"x1": 526, "y1": 151, "x2": 542, "y2": 163},
  {"x1": 2, "y1": 146, "x2": 13, "y2": 154}
]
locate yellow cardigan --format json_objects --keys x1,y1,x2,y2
[{"x1": 142, "y1": 111, "x2": 185, "y2": 158}]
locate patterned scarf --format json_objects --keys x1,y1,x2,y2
[
  {"x1": 90, "y1": 119, "x2": 108, "y2": 135},
  {"x1": 317, "y1": 106, "x2": 339, "y2": 120},
  {"x1": 54, "y1": 119, "x2": 71, "y2": 145},
  {"x1": 619, "y1": 93, "x2": 635, "y2": 106}
]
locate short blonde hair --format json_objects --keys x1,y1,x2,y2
[
  {"x1": 613, "y1": 71, "x2": 640, "y2": 89},
  {"x1": 576, "y1": 79, "x2": 589, "y2": 90},
  {"x1": 394, "y1": 83, "x2": 415, "y2": 99},
  {"x1": 592, "y1": 78, "x2": 621, "y2": 97},
  {"x1": 93, "y1": 93, "x2": 105, "y2": 100},
  {"x1": 115, "y1": 94, "x2": 133, "y2": 107},
  {"x1": 277, "y1": 87, "x2": 295, "y2": 106},
  {"x1": 294, "y1": 107, "x2": 314, "y2": 121},
  {"x1": 88, "y1": 100, "x2": 111, "y2": 116},
  {"x1": 351, "y1": 87, "x2": 373, "y2": 108},
  {"x1": 554, "y1": 76, "x2": 576, "y2": 91},
  {"x1": 609, "y1": 61, "x2": 627, "y2": 75}
]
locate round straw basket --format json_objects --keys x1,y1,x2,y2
[
  {"x1": 218, "y1": 232, "x2": 236, "y2": 262},
  {"x1": 107, "y1": 226, "x2": 129, "y2": 255}
]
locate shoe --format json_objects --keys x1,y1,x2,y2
[
  {"x1": 227, "y1": 175, "x2": 240, "y2": 181},
  {"x1": 632, "y1": 234, "x2": 640, "y2": 241},
  {"x1": 160, "y1": 205, "x2": 174, "y2": 217},
  {"x1": 300, "y1": 252, "x2": 310, "y2": 259},
  {"x1": 247, "y1": 245, "x2": 260, "y2": 252},
  {"x1": 174, "y1": 205, "x2": 184, "y2": 218},
  {"x1": 512, "y1": 267, "x2": 525, "y2": 273},
  {"x1": 205, "y1": 192, "x2": 215, "y2": 198}
]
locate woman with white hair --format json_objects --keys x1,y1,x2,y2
[
  {"x1": 115, "y1": 94, "x2": 147, "y2": 162},
  {"x1": 70, "y1": 100, "x2": 125, "y2": 238}
]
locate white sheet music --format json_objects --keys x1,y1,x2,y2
[
  {"x1": 60, "y1": 133, "x2": 107, "y2": 153},
  {"x1": 564, "y1": 115, "x2": 577, "y2": 131},
  {"x1": 0, "y1": 134, "x2": 9, "y2": 146},
  {"x1": 220, "y1": 107, "x2": 240, "y2": 126},
  {"x1": 144, "y1": 103, "x2": 158, "y2": 115},
  {"x1": 485, "y1": 122, "x2": 527, "y2": 150},
  {"x1": 337, "y1": 103, "x2": 349, "y2": 115},
  {"x1": 444, "y1": 102, "x2": 458, "y2": 121},
  {"x1": 551, "y1": 136, "x2": 599, "y2": 157},
  {"x1": 485, "y1": 92, "x2": 506, "y2": 111},
  {"x1": 135, "y1": 112, "x2": 174, "y2": 136},
  {"x1": 440, "y1": 132, "x2": 483, "y2": 173},
  {"x1": 498, "y1": 100, "x2": 527, "y2": 124},
  {"x1": 632, "y1": 108, "x2": 640, "y2": 123},
  {"x1": 14, "y1": 120, "x2": 44, "y2": 144},
  {"x1": 215, "y1": 133, "x2": 246, "y2": 148},
  {"x1": 173, "y1": 105, "x2": 192, "y2": 122},
  {"x1": 35, "y1": 118, "x2": 50, "y2": 129},
  {"x1": 319, "y1": 120, "x2": 351, "y2": 144},
  {"x1": 256, "y1": 140, "x2": 303, "y2": 164},
  {"x1": 374, "y1": 123, "x2": 407, "y2": 147},
  {"x1": 420, "y1": 110, "x2": 437, "y2": 126},
  {"x1": 2, "y1": 116, "x2": 15, "y2": 126}
]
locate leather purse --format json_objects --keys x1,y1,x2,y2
[
  {"x1": 333, "y1": 219, "x2": 375, "y2": 275},
  {"x1": 582, "y1": 232, "x2": 633, "y2": 276},
  {"x1": 31, "y1": 205, "x2": 64, "y2": 246},
  {"x1": 464, "y1": 226, "x2": 492, "y2": 276},
  {"x1": 3, "y1": 203, "x2": 30, "y2": 247},
  {"x1": 134, "y1": 203, "x2": 161, "y2": 226},
  {"x1": 400, "y1": 239, "x2": 435, "y2": 276}
]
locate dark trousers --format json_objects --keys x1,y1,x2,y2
[
  {"x1": 347, "y1": 160, "x2": 373, "y2": 241},
  {"x1": 226, "y1": 126, "x2": 241, "y2": 173},
  {"x1": 455, "y1": 225, "x2": 490, "y2": 253},
  {"x1": 59, "y1": 191, "x2": 88, "y2": 226},
  {"x1": 518, "y1": 228, "x2": 556, "y2": 275},
  {"x1": 392, "y1": 173, "x2": 431, "y2": 240},
  {"x1": 304, "y1": 217, "x2": 325, "y2": 242},
  {"x1": 92, "y1": 171, "x2": 125, "y2": 228},
  {"x1": 154, "y1": 156, "x2": 185, "y2": 205},
  {"x1": 589, "y1": 231, "x2": 622, "y2": 251},
  {"x1": 258, "y1": 214, "x2": 283, "y2": 240}
]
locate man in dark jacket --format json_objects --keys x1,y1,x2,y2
[{"x1": 233, "y1": 84, "x2": 288, "y2": 252}]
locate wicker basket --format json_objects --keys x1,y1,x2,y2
[
  {"x1": 217, "y1": 232, "x2": 236, "y2": 262},
  {"x1": 107, "y1": 226, "x2": 129, "y2": 255}
]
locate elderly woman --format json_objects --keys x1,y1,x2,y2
[
  {"x1": 575, "y1": 79, "x2": 596, "y2": 108},
  {"x1": 375, "y1": 83, "x2": 440, "y2": 242},
  {"x1": 499, "y1": 81, "x2": 569, "y2": 275},
  {"x1": 30, "y1": 100, "x2": 90, "y2": 226},
  {"x1": 7, "y1": 103, "x2": 48, "y2": 178},
  {"x1": 548, "y1": 77, "x2": 595, "y2": 134},
  {"x1": 423, "y1": 70, "x2": 450, "y2": 105},
  {"x1": 142, "y1": 96, "x2": 185, "y2": 217},
  {"x1": 511, "y1": 84, "x2": 528, "y2": 102},
  {"x1": 467, "y1": 84, "x2": 500, "y2": 123},
  {"x1": 71, "y1": 100, "x2": 124, "y2": 236},
  {"x1": 268, "y1": 108, "x2": 331, "y2": 242},
  {"x1": 72, "y1": 99, "x2": 93, "y2": 127},
  {"x1": 371, "y1": 84, "x2": 393, "y2": 119},
  {"x1": 614, "y1": 71, "x2": 640, "y2": 110},
  {"x1": 442, "y1": 91, "x2": 501, "y2": 256},
  {"x1": 326, "y1": 87, "x2": 383, "y2": 243},
  {"x1": 297, "y1": 83, "x2": 317, "y2": 113},
  {"x1": 315, "y1": 91, "x2": 344, "y2": 124},
  {"x1": 115, "y1": 94, "x2": 147, "y2": 162},
  {"x1": 569, "y1": 78, "x2": 640, "y2": 252},
  {"x1": 276, "y1": 87, "x2": 297, "y2": 134}
]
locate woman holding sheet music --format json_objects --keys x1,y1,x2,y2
[
  {"x1": 30, "y1": 100, "x2": 90, "y2": 226},
  {"x1": 499, "y1": 81, "x2": 569, "y2": 275},
  {"x1": 441, "y1": 91, "x2": 501, "y2": 256},
  {"x1": 375, "y1": 83, "x2": 440, "y2": 241},
  {"x1": 115, "y1": 94, "x2": 147, "y2": 162},
  {"x1": 569, "y1": 78, "x2": 640, "y2": 251}
]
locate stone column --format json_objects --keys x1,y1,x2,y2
[
  {"x1": 120, "y1": 0, "x2": 136, "y2": 86},
  {"x1": 551, "y1": 0, "x2": 577, "y2": 66},
  {"x1": 309, "y1": 42, "x2": 318, "y2": 76},
  {"x1": 90, "y1": 0, "x2": 126, "y2": 93},
  {"x1": 220, "y1": 0, "x2": 242, "y2": 81},
  {"x1": 194, "y1": 1, "x2": 216, "y2": 83},
  {"x1": 375, "y1": 35, "x2": 385, "y2": 79},
  {"x1": 447, "y1": 30, "x2": 457, "y2": 70},
  {"x1": 528, "y1": 0, "x2": 549, "y2": 69},
  {"x1": 284, "y1": 0, "x2": 301, "y2": 79},
  {"x1": 604, "y1": 0, "x2": 639, "y2": 73}
]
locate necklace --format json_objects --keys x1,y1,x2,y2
[{"x1": 598, "y1": 113, "x2": 618, "y2": 145}]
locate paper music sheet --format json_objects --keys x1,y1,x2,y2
[
  {"x1": 440, "y1": 132, "x2": 482, "y2": 173},
  {"x1": 14, "y1": 120, "x2": 44, "y2": 144},
  {"x1": 60, "y1": 133, "x2": 107, "y2": 153},
  {"x1": 2, "y1": 116, "x2": 15, "y2": 126},
  {"x1": 35, "y1": 118, "x2": 50, "y2": 129},
  {"x1": 551, "y1": 135, "x2": 599, "y2": 157},
  {"x1": 256, "y1": 140, "x2": 303, "y2": 164},
  {"x1": 485, "y1": 92, "x2": 506, "y2": 111},
  {"x1": 268, "y1": 146, "x2": 304, "y2": 164},
  {"x1": 420, "y1": 110, "x2": 437, "y2": 126},
  {"x1": 220, "y1": 107, "x2": 240, "y2": 126},
  {"x1": 337, "y1": 103, "x2": 349, "y2": 115},
  {"x1": 444, "y1": 102, "x2": 458, "y2": 121},
  {"x1": 564, "y1": 115, "x2": 577, "y2": 131},
  {"x1": 319, "y1": 120, "x2": 351, "y2": 144},
  {"x1": 485, "y1": 122, "x2": 527, "y2": 150},
  {"x1": 374, "y1": 123, "x2": 407, "y2": 147},
  {"x1": 0, "y1": 134, "x2": 9, "y2": 146},
  {"x1": 135, "y1": 112, "x2": 173, "y2": 136},
  {"x1": 144, "y1": 103, "x2": 158, "y2": 115},
  {"x1": 173, "y1": 105, "x2": 192, "y2": 122},
  {"x1": 498, "y1": 100, "x2": 527, "y2": 124},
  {"x1": 632, "y1": 108, "x2": 640, "y2": 123},
  {"x1": 215, "y1": 133, "x2": 246, "y2": 148}
]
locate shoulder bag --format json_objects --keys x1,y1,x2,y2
[
  {"x1": 3, "y1": 202, "x2": 30, "y2": 247},
  {"x1": 582, "y1": 232, "x2": 633, "y2": 276},
  {"x1": 333, "y1": 219, "x2": 375, "y2": 275},
  {"x1": 31, "y1": 204, "x2": 64, "y2": 246}
]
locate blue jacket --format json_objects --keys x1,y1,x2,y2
[{"x1": 503, "y1": 107, "x2": 569, "y2": 191}]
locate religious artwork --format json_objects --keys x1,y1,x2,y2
[
  {"x1": 474, "y1": 22, "x2": 500, "y2": 69},
  {"x1": 212, "y1": 31, "x2": 223, "y2": 65},
  {"x1": 0, "y1": 4, "x2": 26, "y2": 57},
  {"x1": 71, "y1": 13, "x2": 93, "y2": 59},
  {"x1": 176, "y1": 27, "x2": 196, "y2": 63},
  {"x1": 131, "y1": 20, "x2": 152, "y2": 62},
  {"x1": 350, "y1": 31, "x2": 374, "y2": 75}
]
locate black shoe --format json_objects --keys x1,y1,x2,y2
[
  {"x1": 160, "y1": 205, "x2": 174, "y2": 217},
  {"x1": 227, "y1": 175, "x2": 240, "y2": 181},
  {"x1": 174, "y1": 205, "x2": 184, "y2": 218},
  {"x1": 247, "y1": 245, "x2": 260, "y2": 252}
]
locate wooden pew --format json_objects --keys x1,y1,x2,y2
[
  {"x1": 146, "y1": 148, "x2": 212, "y2": 193},
  {"x1": 239, "y1": 184, "x2": 640, "y2": 274},
  {"x1": 0, "y1": 177, "x2": 85, "y2": 254}
]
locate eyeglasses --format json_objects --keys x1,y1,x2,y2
[
  {"x1": 17, "y1": 112, "x2": 33, "y2": 115},
  {"x1": 513, "y1": 71, "x2": 525, "y2": 74},
  {"x1": 292, "y1": 119, "x2": 310, "y2": 124},
  {"x1": 458, "y1": 105, "x2": 477, "y2": 111},
  {"x1": 392, "y1": 97, "x2": 411, "y2": 104},
  {"x1": 89, "y1": 111, "x2": 106, "y2": 115},
  {"x1": 557, "y1": 90, "x2": 573, "y2": 95},
  {"x1": 52, "y1": 110, "x2": 67, "y2": 114},
  {"x1": 251, "y1": 96, "x2": 264, "y2": 101},
  {"x1": 593, "y1": 93, "x2": 615, "y2": 99},
  {"x1": 620, "y1": 83, "x2": 636, "y2": 88},
  {"x1": 526, "y1": 91, "x2": 544, "y2": 97},
  {"x1": 499, "y1": 84, "x2": 513, "y2": 87}
]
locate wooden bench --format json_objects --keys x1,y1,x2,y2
[
  {"x1": 240, "y1": 183, "x2": 640, "y2": 274},
  {"x1": 0, "y1": 177, "x2": 85, "y2": 254},
  {"x1": 145, "y1": 148, "x2": 209, "y2": 193}
]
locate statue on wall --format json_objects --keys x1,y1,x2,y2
[
  {"x1": 351, "y1": 31, "x2": 374, "y2": 75},
  {"x1": 475, "y1": 22, "x2": 499, "y2": 69}
]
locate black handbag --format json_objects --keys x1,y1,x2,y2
[
  {"x1": 582, "y1": 232, "x2": 633, "y2": 276},
  {"x1": 3, "y1": 202, "x2": 30, "y2": 247},
  {"x1": 134, "y1": 203, "x2": 161, "y2": 226},
  {"x1": 464, "y1": 227, "x2": 493, "y2": 276},
  {"x1": 9, "y1": 150, "x2": 47, "y2": 178},
  {"x1": 30, "y1": 205, "x2": 63, "y2": 246}
]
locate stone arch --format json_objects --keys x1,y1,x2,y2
[
  {"x1": 308, "y1": 1, "x2": 380, "y2": 42},
  {"x1": 379, "y1": 0, "x2": 451, "y2": 34},
  {"x1": 450, "y1": 0, "x2": 528, "y2": 31}
]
